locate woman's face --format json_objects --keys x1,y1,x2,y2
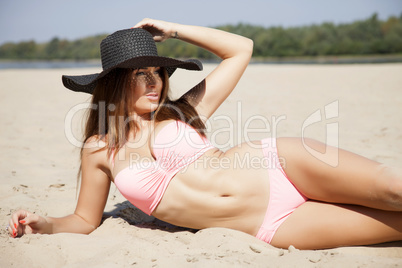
[{"x1": 129, "y1": 67, "x2": 163, "y2": 115}]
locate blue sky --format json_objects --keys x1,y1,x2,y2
[{"x1": 0, "y1": 0, "x2": 401, "y2": 45}]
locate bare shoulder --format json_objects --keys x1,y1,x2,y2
[
  {"x1": 81, "y1": 135, "x2": 111, "y2": 178},
  {"x1": 83, "y1": 135, "x2": 107, "y2": 152}
]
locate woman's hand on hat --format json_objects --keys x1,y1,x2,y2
[{"x1": 133, "y1": 18, "x2": 176, "y2": 42}]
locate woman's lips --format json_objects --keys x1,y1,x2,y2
[{"x1": 146, "y1": 93, "x2": 159, "y2": 101}]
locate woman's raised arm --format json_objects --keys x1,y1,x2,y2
[{"x1": 134, "y1": 18, "x2": 254, "y2": 119}]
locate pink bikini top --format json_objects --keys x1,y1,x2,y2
[{"x1": 114, "y1": 120, "x2": 215, "y2": 215}]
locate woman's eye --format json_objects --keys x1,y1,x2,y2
[{"x1": 135, "y1": 69, "x2": 161, "y2": 78}]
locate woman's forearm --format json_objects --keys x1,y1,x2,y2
[
  {"x1": 171, "y1": 23, "x2": 253, "y2": 60},
  {"x1": 45, "y1": 213, "x2": 96, "y2": 235}
]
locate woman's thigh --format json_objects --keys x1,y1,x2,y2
[
  {"x1": 270, "y1": 200, "x2": 402, "y2": 250},
  {"x1": 276, "y1": 137, "x2": 401, "y2": 210}
]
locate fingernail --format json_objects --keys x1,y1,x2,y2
[
  {"x1": 14, "y1": 223, "x2": 18, "y2": 229},
  {"x1": 19, "y1": 220, "x2": 25, "y2": 224},
  {"x1": 12, "y1": 230, "x2": 16, "y2": 237}
]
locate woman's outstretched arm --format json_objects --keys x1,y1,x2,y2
[
  {"x1": 8, "y1": 141, "x2": 111, "y2": 237},
  {"x1": 8, "y1": 209, "x2": 98, "y2": 237},
  {"x1": 134, "y1": 18, "x2": 254, "y2": 119}
]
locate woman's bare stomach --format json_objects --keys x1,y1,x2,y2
[{"x1": 153, "y1": 141, "x2": 271, "y2": 236}]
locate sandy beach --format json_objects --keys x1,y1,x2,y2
[{"x1": 0, "y1": 63, "x2": 401, "y2": 267}]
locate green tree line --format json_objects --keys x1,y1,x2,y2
[{"x1": 1, "y1": 13, "x2": 401, "y2": 60}]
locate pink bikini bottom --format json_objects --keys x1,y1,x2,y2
[{"x1": 256, "y1": 138, "x2": 308, "y2": 244}]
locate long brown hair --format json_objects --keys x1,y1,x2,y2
[{"x1": 78, "y1": 67, "x2": 206, "y2": 180}]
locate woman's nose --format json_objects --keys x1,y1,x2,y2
[{"x1": 145, "y1": 72, "x2": 157, "y2": 86}]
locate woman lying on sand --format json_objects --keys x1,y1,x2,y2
[{"x1": 8, "y1": 18, "x2": 402, "y2": 250}]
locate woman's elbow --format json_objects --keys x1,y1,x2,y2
[{"x1": 241, "y1": 38, "x2": 254, "y2": 59}]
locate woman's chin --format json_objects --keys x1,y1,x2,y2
[
  {"x1": 149, "y1": 103, "x2": 159, "y2": 112},
  {"x1": 134, "y1": 104, "x2": 159, "y2": 116}
]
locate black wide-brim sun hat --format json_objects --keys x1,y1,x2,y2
[{"x1": 62, "y1": 28, "x2": 203, "y2": 94}]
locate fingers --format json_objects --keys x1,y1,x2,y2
[
  {"x1": 132, "y1": 18, "x2": 175, "y2": 42},
  {"x1": 7, "y1": 218, "x2": 16, "y2": 238},
  {"x1": 19, "y1": 213, "x2": 38, "y2": 226},
  {"x1": 8, "y1": 209, "x2": 31, "y2": 238},
  {"x1": 8, "y1": 216, "x2": 19, "y2": 238},
  {"x1": 133, "y1": 18, "x2": 153, "y2": 29}
]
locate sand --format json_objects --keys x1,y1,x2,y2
[{"x1": 0, "y1": 63, "x2": 401, "y2": 267}]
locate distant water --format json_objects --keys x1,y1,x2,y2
[
  {"x1": 1, "y1": 56, "x2": 402, "y2": 70},
  {"x1": 0, "y1": 61, "x2": 101, "y2": 69},
  {"x1": 250, "y1": 56, "x2": 402, "y2": 65}
]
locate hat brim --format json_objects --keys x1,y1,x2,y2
[{"x1": 62, "y1": 56, "x2": 203, "y2": 94}]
